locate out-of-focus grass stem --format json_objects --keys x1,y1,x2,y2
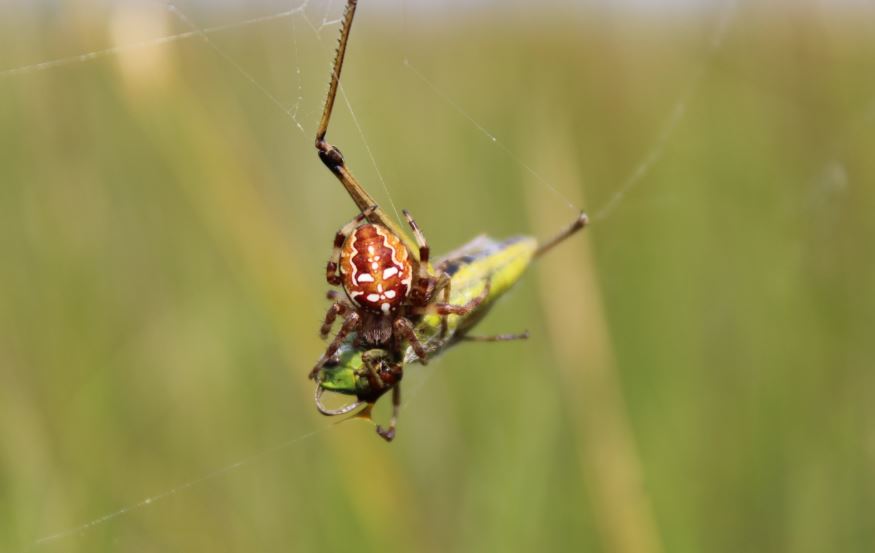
[{"x1": 525, "y1": 106, "x2": 663, "y2": 553}]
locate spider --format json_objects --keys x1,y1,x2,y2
[
  {"x1": 308, "y1": 205, "x2": 490, "y2": 379},
  {"x1": 308, "y1": 0, "x2": 488, "y2": 381}
]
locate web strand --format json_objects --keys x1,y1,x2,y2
[
  {"x1": 593, "y1": 95, "x2": 689, "y2": 222},
  {"x1": 289, "y1": 16, "x2": 307, "y2": 132},
  {"x1": 166, "y1": 2, "x2": 306, "y2": 134},
  {"x1": 23, "y1": 427, "x2": 330, "y2": 552},
  {"x1": 338, "y1": 85, "x2": 404, "y2": 224},
  {"x1": 402, "y1": 58, "x2": 582, "y2": 215},
  {"x1": 401, "y1": 0, "x2": 740, "y2": 224},
  {"x1": 594, "y1": 0, "x2": 738, "y2": 222},
  {"x1": 0, "y1": 3, "x2": 311, "y2": 79}
]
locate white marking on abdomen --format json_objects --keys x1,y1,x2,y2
[
  {"x1": 357, "y1": 273, "x2": 375, "y2": 283},
  {"x1": 382, "y1": 266, "x2": 399, "y2": 279}
]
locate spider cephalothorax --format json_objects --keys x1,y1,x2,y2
[{"x1": 309, "y1": 206, "x2": 489, "y2": 380}]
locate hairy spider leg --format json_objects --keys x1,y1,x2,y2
[
  {"x1": 393, "y1": 317, "x2": 428, "y2": 364},
  {"x1": 375, "y1": 384, "x2": 401, "y2": 442},
  {"x1": 402, "y1": 209, "x2": 432, "y2": 302},
  {"x1": 460, "y1": 332, "x2": 530, "y2": 342},
  {"x1": 309, "y1": 311, "x2": 360, "y2": 379},
  {"x1": 417, "y1": 280, "x2": 491, "y2": 317},
  {"x1": 437, "y1": 273, "x2": 452, "y2": 338},
  {"x1": 320, "y1": 301, "x2": 353, "y2": 338}
]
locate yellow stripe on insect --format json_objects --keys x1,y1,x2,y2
[{"x1": 416, "y1": 236, "x2": 537, "y2": 348}]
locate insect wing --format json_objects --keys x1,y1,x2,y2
[{"x1": 409, "y1": 236, "x2": 538, "y2": 360}]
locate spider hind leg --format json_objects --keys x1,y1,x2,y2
[{"x1": 376, "y1": 384, "x2": 401, "y2": 442}]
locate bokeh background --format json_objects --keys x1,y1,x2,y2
[{"x1": 1, "y1": 0, "x2": 874, "y2": 551}]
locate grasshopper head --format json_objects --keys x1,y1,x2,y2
[{"x1": 314, "y1": 346, "x2": 403, "y2": 416}]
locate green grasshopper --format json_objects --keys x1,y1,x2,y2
[{"x1": 313, "y1": 214, "x2": 587, "y2": 440}]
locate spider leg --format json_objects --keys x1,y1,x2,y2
[
  {"x1": 325, "y1": 208, "x2": 376, "y2": 286},
  {"x1": 376, "y1": 384, "x2": 401, "y2": 442},
  {"x1": 320, "y1": 300, "x2": 353, "y2": 339},
  {"x1": 402, "y1": 209, "x2": 429, "y2": 260},
  {"x1": 309, "y1": 311, "x2": 361, "y2": 379},
  {"x1": 417, "y1": 281, "x2": 491, "y2": 317},
  {"x1": 460, "y1": 331, "x2": 530, "y2": 342},
  {"x1": 438, "y1": 275, "x2": 452, "y2": 338},
  {"x1": 434, "y1": 271, "x2": 451, "y2": 292},
  {"x1": 361, "y1": 349, "x2": 387, "y2": 390},
  {"x1": 393, "y1": 317, "x2": 428, "y2": 364},
  {"x1": 402, "y1": 209, "x2": 434, "y2": 304}
]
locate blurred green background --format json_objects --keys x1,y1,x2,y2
[{"x1": 1, "y1": 0, "x2": 874, "y2": 551}]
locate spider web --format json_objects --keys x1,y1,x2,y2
[
  {"x1": 5, "y1": 0, "x2": 872, "y2": 549},
  {"x1": 1, "y1": 0, "x2": 732, "y2": 223},
  {"x1": 4, "y1": 1, "x2": 732, "y2": 548}
]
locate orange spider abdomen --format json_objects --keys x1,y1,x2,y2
[{"x1": 340, "y1": 224, "x2": 412, "y2": 314}]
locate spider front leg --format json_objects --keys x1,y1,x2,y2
[
  {"x1": 309, "y1": 311, "x2": 361, "y2": 379},
  {"x1": 402, "y1": 209, "x2": 439, "y2": 305},
  {"x1": 320, "y1": 299, "x2": 352, "y2": 339},
  {"x1": 393, "y1": 317, "x2": 429, "y2": 364}
]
